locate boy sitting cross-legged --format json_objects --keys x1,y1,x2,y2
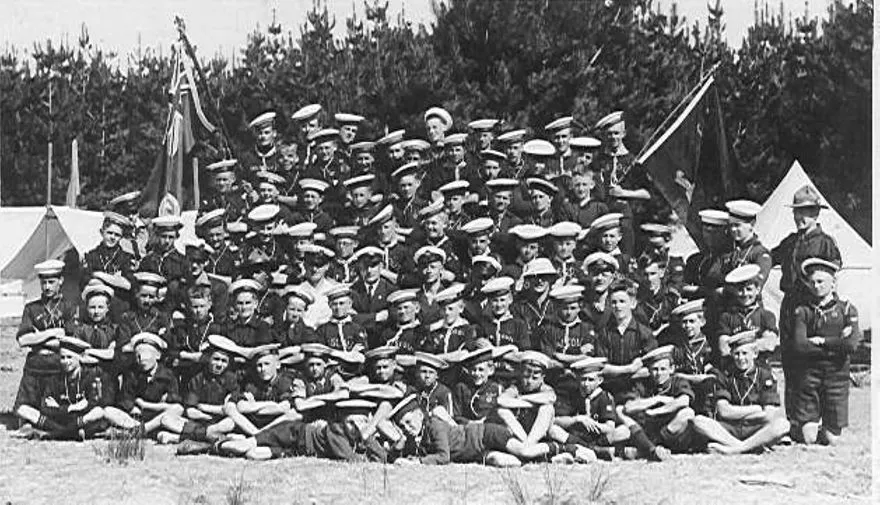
[{"x1": 691, "y1": 331, "x2": 790, "y2": 454}]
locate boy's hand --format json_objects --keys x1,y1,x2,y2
[
  {"x1": 629, "y1": 358, "x2": 643, "y2": 373},
  {"x1": 579, "y1": 416, "x2": 602, "y2": 434},
  {"x1": 808, "y1": 336, "x2": 825, "y2": 346},
  {"x1": 68, "y1": 398, "x2": 89, "y2": 412},
  {"x1": 44, "y1": 396, "x2": 60, "y2": 409}
]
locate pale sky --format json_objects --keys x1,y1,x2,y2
[{"x1": 1, "y1": 0, "x2": 831, "y2": 60}]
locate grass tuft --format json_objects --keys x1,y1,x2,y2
[
  {"x1": 94, "y1": 425, "x2": 146, "y2": 465},
  {"x1": 501, "y1": 469, "x2": 528, "y2": 505},
  {"x1": 225, "y1": 472, "x2": 253, "y2": 505}
]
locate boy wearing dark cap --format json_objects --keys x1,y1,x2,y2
[{"x1": 692, "y1": 332, "x2": 790, "y2": 454}]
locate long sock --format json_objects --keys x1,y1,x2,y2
[{"x1": 629, "y1": 426, "x2": 656, "y2": 457}]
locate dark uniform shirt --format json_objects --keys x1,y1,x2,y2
[
  {"x1": 315, "y1": 317, "x2": 369, "y2": 351},
  {"x1": 511, "y1": 295, "x2": 552, "y2": 333},
  {"x1": 791, "y1": 295, "x2": 861, "y2": 360},
  {"x1": 771, "y1": 224, "x2": 841, "y2": 297},
  {"x1": 372, "y1": 321, "x2": 427, "y2": 352},
  {"x1": 235, "y1": 371, "x2": 296, "y2": 403},
  {"x1": 721, "y1": 235, "x2": 773, "y2": 285},
  {"x1": 420, "y1": 320, "x2": 476, "y2": 354},
  {"x1": 222, "y1": 315, "x2": 274, "y2": 347},
  {"x1": 183, "y1": 369, "x2": 241, "y2": 407},
  {"x1": 200, "y1": 188, "x2": 250, "y2": 223},
  {"x1": 476, "y1": 314, "x2": 531, "y2": 349},
  {"x1": 452, "y1": 380, "x2": 503, "y2": 423},
  {"x1": 207, "y1": 242, "x2": 240, "y2": 277},
  {"x1": 278, "y1": 319, "x2": 320, "y2": 347},
  {"x1": 140, "y1": 247, "x2": 189, "y2": 310},
  {"x1": 714, "y1": 364, "x2": 780, "y2": 407},
  {"x1": 83, "y1": 243, "x2": 135, "y2": 281},
  {"x1": 26, "y1": 367, "x2": 116, "y2": 412},
  {"x1": 119, "y1": 364, "x2": 180, "y2": 412},
  {"x1": 535, "y1": 318, "x2": 597, "y2": 356}
]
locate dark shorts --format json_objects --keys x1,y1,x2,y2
[
  {"x1": 718, "y1": 420, "x2": 765, "y2": 440},
  {"x1": 791, "y1": 360, "x2": 850, "y2": 433},
  {"x1": 481, "y1": 423, "x2": 513, "y2": 453},
  {"x1": 255, "y1": 420, "x2": 307, "y2": 458}
]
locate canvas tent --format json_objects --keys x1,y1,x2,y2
[
  {"x1": 0, "y1": 206, "x2": 198, "y2": 317},
  {"x1": 669, "y1": 160, "x2": 873, "y2": 329},
  {"x1": 755, "y1": 161, "x2": 873, "y2": 329}
]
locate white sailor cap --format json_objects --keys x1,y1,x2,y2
[{"x1": 291, "y1": 104, "x2": 322, "y2": 121}]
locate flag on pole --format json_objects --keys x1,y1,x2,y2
[
  {"x1": 139, "y1": 43, "x2": 216, "y2": 217},
  {"x1": 65, "y1": 138, "x2": 80, "y2": 208},
  {"x1": 636, "y1": 74, "x2": 738, "y2": 250}
]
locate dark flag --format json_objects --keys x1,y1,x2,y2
[
  {"x1": 139, "y1": 45, "x2": 216, "y2": 217},
  {"x1": 635, "y1": 74, "x2": 738, "y2": 250}
]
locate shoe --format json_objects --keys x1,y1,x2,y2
[
  {"x1": 593, "y1": 446, "x2": 616, "y2": 461},
  {"x1": 777, "y1": 435, "x2": 793, "y2": 446},
  {"x1": 650, "y1": 446, "x2": 672, "y2": 462},
  {"x1": 156, "y1": 431, "x2": 177, "y2": 444},
  {"x1": 550, "y1": 452, "x2": 575, "y2": 464},
  {"x1": 176, "y1": 440, "x2": 213, "y2": 456},
  {"x1": 574, "y1": 447, "x2": 598, "y2": 463}
]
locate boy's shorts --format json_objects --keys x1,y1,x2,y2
[{"x1": 717, "y1": 420, "x2": 765, "y2": 440}]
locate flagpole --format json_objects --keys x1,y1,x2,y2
[
  {"x1": 193, "y1": 157, "x2": 200, "y2": 211},
  {"x1": 47, "y1": 78, "x2": 53, "y2": 207},
  {"x1": 636, "y1": 63, "x2": 721, "y2": 162}
]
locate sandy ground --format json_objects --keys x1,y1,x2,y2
[{"x1": 0, "y1": 320, "x2": 871, "y2": 505}]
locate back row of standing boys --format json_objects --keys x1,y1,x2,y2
[{"x1": 13, "y1": 104, "x2": 858, "y2": 465}]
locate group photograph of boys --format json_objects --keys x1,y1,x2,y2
[{"x1": 0, "y1": 0, "x2": 872, "y2": 504}]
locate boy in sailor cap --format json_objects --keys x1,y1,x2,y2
[
  {"x1": 277, "y1": 286, "x2": 319, "y2": 346},
  {"x1": 240, "y1": 204, "x2": 286, "y2": 271},
  {"x1": 545, "y1": 116, "x2": 578, "y2": 178},
  {"x1": 73, "y1": 282, "x2": 122, "y2": 370},
  {"x1": 254, "y1": 171, "x2": 296, "y2": 224},
  {"x1": 83, "y1": 211, "x2": 135, "y2": 282},
  {"x1": 716, "y1": 264, "x2": 778, "y2": 364},
  {"x1": 368, "y1": 205, "x2": 415, "y2": 285},
  {"x1": 486, "y1": 178, "x2": 524, "y2": 234},
  {"x1": 244, "y1": 111, "x2": 281, "y2": 171},
  {"x1": 579, "y1": 252, "x2": 619, "y2": 328},
  {"x1": 510, "y1": 257, "x2": 557, "y2": 332},
  {"x1": 588, "y1": 212, "x2": 632, "y2": 276},
  {"x1": 292, "y1": 178, "x2": 336, "y2": 232},
  {"x1": 552, "y1": 356, "x2": 635, "y2": 460},
  {"x1": 535, "y1": 285, "x2": 596, "y2": 357},
  {"x1": 692, "y1": 331, "x2": 790, "y2": 454},
  {"x1": 788, "y1": 258, "x2": 860, "y2": 445},
  {"x1": 14, "y1": 334, "x2": 114, "y2": 439},
  {"x1": 222, "y1": 279, "x2": 274, "y2": 347},
  {"x1": 469, "y1": 118, "x2": 499, "y2": 150},
  {"x1": 105, "y1": 333, "x2": 183, "y2": 435},
  {"x1": 721, "y1": 200, "x2": 772, "y2": 284},
  {"x1": 451, "y1": 346, "x2": 503, "y2": 424},
  {"x1": 502, "y1": 225, "x2": 548, "y2": 282},
  {"x1": 437, "y1": 180, "x2": 473, "y2": 230},
  {"x1": 315, "y1": 285, "x2": 369, "y2": 352},
  {"x1": 620, "y1": 345, "x2": 697, "y2": 454},
  {"x1": 289, "y1": 344, "x2": 346, "y2": 421},
  {"x1": 478, "y1": 277, "x2": 531, "y2": 351},
  {"x1": 547, "y1": 221, "x2": 582, "y2": 286},
  {"x1": 373, "y1": 289, "x2": 428, "y2": 352},
  {"x1": 348, "y1": 141, "x2": 376, "y2": 175},
  {"x1": 15, "y1": 260, "x2": 81, "y2": 412},
  {"x1": 423, "y1": 284, "x2": 476, "y2": 355},
  {"x1": 140, "y1": 215, "x2": 189, "y2": 311},
  {"x1": 417, "y1": 200, "x2": 464, "y2": 281},
  {"x1": 390, "y1": 161, "x2": 428, "y2": 230},
  {"x1": 326, "y1": 226, "x2": 361, "y2": 283},
  {"x1": 202, "y1": 159, "x2": 250, "y2": 221},
  {"x1": 157, "y1": 335, "x2": 243, "y2": 447},
  {"x1": 683, "y1": 209, "x2": 731, "y2": 294},
  {"x1": 525, "y1": 177, "x2": 560, "y2": 228},
  {"x1": 424, "y1": 106, "x2": 453, "y2": 147},
  {"x1": 335, "y1": 112, "x2": 365, "y2": 147},
  {"x1": 339, "y1": 174, "x2": 379, "y2": 227},
  {"x1": 224, "y1": 343, "x2": 297, "y2": 435},
  {"x1": 593, "y1": 111, "x2": 635, "y2": 191},
  {"x1": 182, "y1": 239, "x2": 229, "y2": 320},
  {"x1": 195, "y1": 209, "x2": 240, "y2": 277}
]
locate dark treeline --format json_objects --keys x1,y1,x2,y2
[{"x1": 0, "y1": 0, "x2": 870, "y2": 240}]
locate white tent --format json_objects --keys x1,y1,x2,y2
[
  {"x1": 669, "y1": 160, "x2": 873, "y2": 328},
  {"x1": 0, "y1": 206, "x2": 197, "y2": 317},
  {"x1": 756, "y1": 161, "x2": 873, "y2": 328}
]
